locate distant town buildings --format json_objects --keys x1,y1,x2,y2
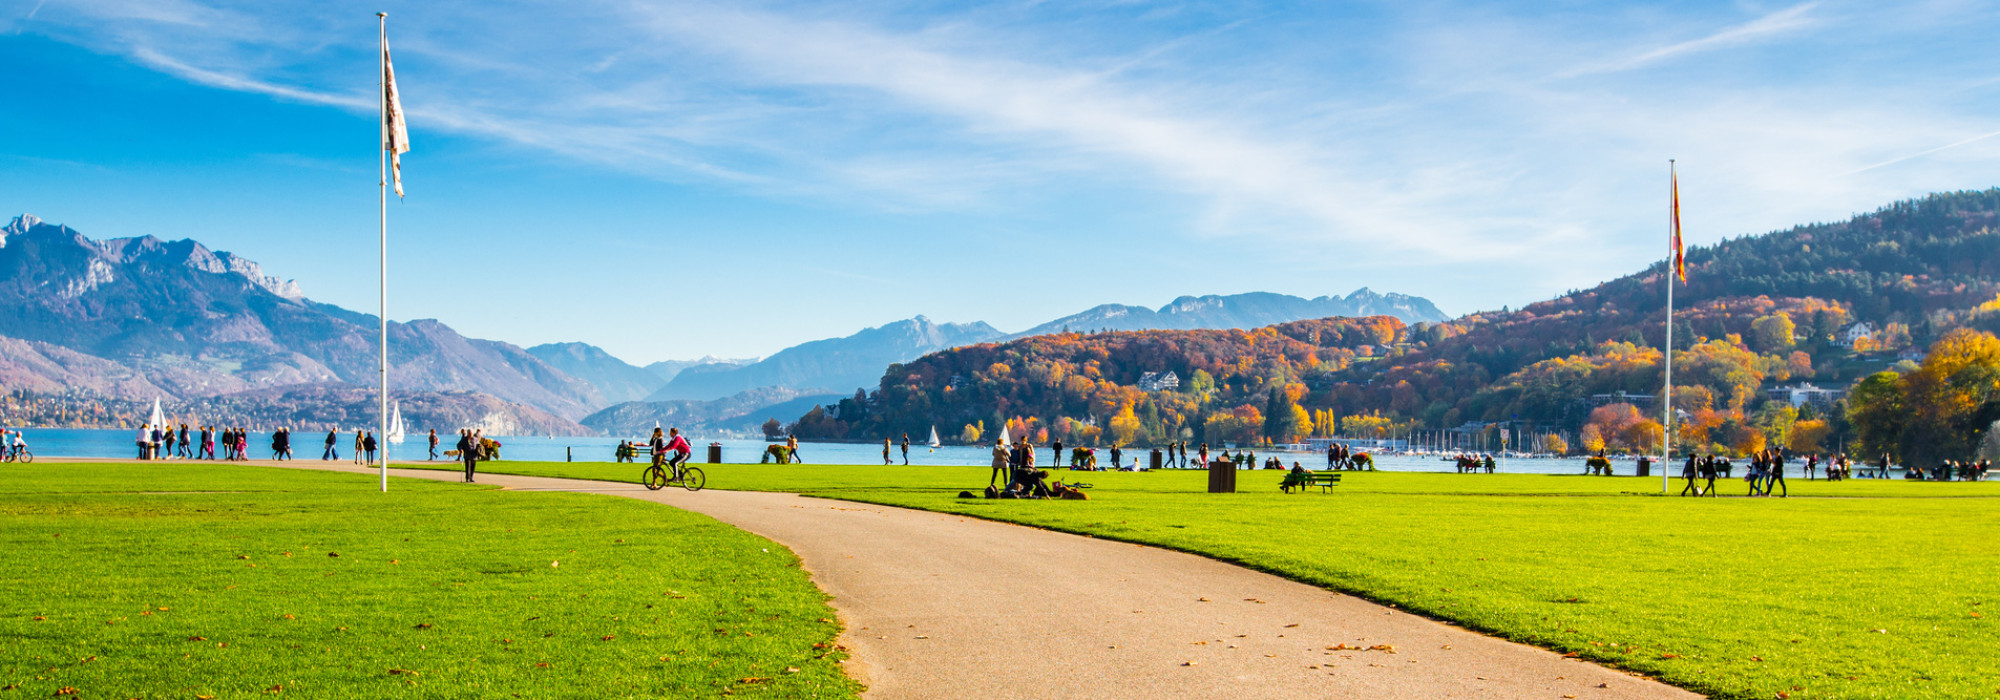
[
  {"x1": 1136, "y1": 371, "x2": 1181, "y2": 392},
  {"x1": 1766, "y1": 382, "x2": 1846, "y2": 409},
  {"x1": 1587, "y1": 390, "x2": 1655, "y2": 408}
]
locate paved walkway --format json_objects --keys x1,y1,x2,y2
[{"x1": 183, "y1": 460, "x2": 1703, "y2": 699}]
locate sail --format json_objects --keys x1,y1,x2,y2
[
  {"x1": 386, "y1": 403, "x2": 407, "y2": 444},
  {"x1": 928, "y1": 426, "x2": 941, "y2": 449},
  {"x1": 998, "y1": 424, "x2": 1010, "y2": 444},
  {"x1": 148, "y1": 398, "x2": 164, "y2": 428}
]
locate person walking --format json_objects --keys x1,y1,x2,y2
[
  {"x1": 1109, "y1": 443, "x2": 1123, "y2": 470},
  {"x1": 1701, "y1": 455, "x2": 1719, "y2": 497},
  {"x1": 900, "y1": 434, "x2": 910, "y2": 465},
  {"x1": 1768, "y1": 450, "x2": 1788, "y2": 497},
  {"x1": 270, "y1": 429, "x2": 284, "y2": 460},
  {"x1": 1679, "y1": 454, "x2": 1700, "y2": 496},
  {"x1": 352, "y1": 430, "x2": 365, "y2": 464},
  {"x1": 323, "y1": 430, "x2": 339, "y2": 461},
  {"x1": 427, "y1": 429, "x2": 439, "y2": 461},
  {"x1": 199, "y1": 426, "x2": 214, "y2": 460},
  {"x1": 457, "y1": 429, "x2": 477, "y2": 483},
  {"x1": 882, "y1": 438, "x2": 893, "y2": 466},
  {"x1": 990, "y1": 438, "x2": 1010, "y2": 487},
  {"x1": 1197, "y1": 443, "x2": 1210, "y2": 468},
  {"x1": 177, "y1": 423, "x2": 192, "y2": 458},
  {"x1": 1051, "y1": 438, "x2": 1064, "y2": 468},
  {"x1": 363, "y1": 431, "x2": 379, "y2": 464},
  {"x1": 786, "y1": 435, "x2": 804, "y2": 463}
]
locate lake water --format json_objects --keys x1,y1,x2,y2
[{"x1": 7, "y1": 427, "x2": 1660, "y2": 475}]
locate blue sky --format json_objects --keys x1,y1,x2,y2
[{"x1": 4, "y1": 0, "x2": 1999, "y2": 363}]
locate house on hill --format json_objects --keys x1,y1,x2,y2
[
  {"x1": 1839, "y1": 322, "x2": 1875, "y2": 349},
  {"x1": 1137, "y1": 371, "x2": 1180, "y2": 392}
]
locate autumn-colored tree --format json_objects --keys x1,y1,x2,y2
[
  {"x1": 1579, "y1": 424, "x2": 1606, "y2": 454},
  {"x1": 960, "y1": 423, "x2": 983, "y2": 444},
  {"x1": 1788, "y1": 419, "x2": 1830, "y2": 453},
  {"x1": 1749, "y1": 313, "x2": 1796, "y2": 353},
  {"x1": 1541, "y1": 433, "x2": 1569, "y2": 455}
]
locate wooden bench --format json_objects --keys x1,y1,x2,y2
[{"x1": 1284, "y1": 472, "x2": 1343, "y2": 493}]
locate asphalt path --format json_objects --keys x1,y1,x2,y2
[{"x1": 160, "y1": 459, "x2": 1704, "y2": 699}]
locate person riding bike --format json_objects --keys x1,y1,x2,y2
[{"x1": 664, "y1": 428, "x2": 692, "y2": 475}]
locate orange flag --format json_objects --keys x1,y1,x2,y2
[{"x1": 1671, "y1": 163, "x2": 1685, "y2": 283}]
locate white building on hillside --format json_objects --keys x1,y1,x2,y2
[
  {"x1": 1839, "y1": 322, "x2": 1875, "y2": 349},
  {"x1": 1137, "y1": 371, "x2": 1181, "y2": 392}
]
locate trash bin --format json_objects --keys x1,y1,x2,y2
[
  {"x1": 1636, "y1": 457, "x2": 1651, "y2": 478},
  {"x1": 1207, "y1": 459, "x2": 1237, "y2": 493},
  {"x1": 706, "y1": 442, "x2": 723, "y2": 464},
  {"x1": 1149, "y1": 449, "x2": 1163, "y2": 470}
]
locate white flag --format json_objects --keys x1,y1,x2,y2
[{"x1": 381, "y1": 30, "x2": 410, "y2": 198}]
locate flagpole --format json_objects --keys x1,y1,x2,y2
[
  {"x1": 1661, "y1": 159, "x2": 1676, "y2": 495},
  {"x1": 377, "y1": 11, "x2": 390, "y2": 493}
]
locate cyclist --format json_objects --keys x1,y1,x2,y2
[
  {"x1": 7, "y1": 430, "x2": 21, "y2": 461},
  {"x1": 665, "y1": 427, "x2": 692, "y2": 476}
]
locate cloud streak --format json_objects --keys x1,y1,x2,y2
[{"x1": 1560, "y1": 2, "x2": 1822, "y2": 78}]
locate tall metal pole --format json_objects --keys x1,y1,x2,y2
[
  {"x1": 1662, "y1": 159, "x2": 1677, "y2": 494},
  {"x1": 377, "y1": 12, "x2": 390, "y2": 493}
]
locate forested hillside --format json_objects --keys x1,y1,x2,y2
[{"x1": 797, "y1": 188, "x2": 2000, "y2": 460}]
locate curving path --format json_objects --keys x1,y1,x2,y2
[{"x1": 242, "y1": 460, "x2": 1700, "y2": 699}]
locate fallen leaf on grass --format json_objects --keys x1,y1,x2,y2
[
  {"x1": 280, "y1": 614, "x2": 294, "y2": 620},
  {"x1": 187, "y1": 637, "x2": 207, "y2": 642},
  {"x1": 601, "y1": 636, "x2": 615, "y2": 641},
  {"x1": 386, "y1": 669, "x2": 418, "y2": 676},
  {"x1": 550, "y1": 561, "x2": 559, "y2": 568},
  {"x1": 737, "y1": 678, "x2": 768, "y2": 685},
  {"x1": 534, "y1": 663, "x2": 550, "y2": 668},
  {"x1": 414, "y1": 623, "x2": 433, "y2": 629},
  {"x1": 31, "y1": 617, "x2": 43, "y2": 621},
  {"x1": 236, "y1": 555, "x2": 250, "y2": 560},
  {"x1": 53, "y1": 688, "x2": 77, "y2": 696},
  {"x1": 326, "y1": 552, "x2": 338, "y2": 558},
  {"x1": 1659, "y1": 653, "x2": 1680, "y2": 659},
  {"x1": 267, "y1": 684, "x2": 282, "y2": 693}
]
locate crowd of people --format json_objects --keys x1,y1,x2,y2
[
  {"x1": 1452, "y1": 453, "x2": 1497, "y2": 473},
  {"x1": 133, "y1": 423, "x2": 256, "y2": 461},
  {"x1": 979, "y1": 437, "x2": 1091, "y2": 499}
]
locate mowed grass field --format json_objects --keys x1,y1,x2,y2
[
  {"x1": 0, "y1": 462, "x2": 858, "y2": 699},
  {"x1": 418, "y1": 459, "x2": 2000, "y2": 700}
]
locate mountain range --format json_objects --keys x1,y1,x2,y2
[
  {"x1": 0, "y1": 212, "x2": 1452, "y2": 435},
  {"x1": 0, "y1": 214, "x2": 598, "y2": 430},
  {"x1": 1014, "y1": 290, "x2": 1449, "y2": 337}
]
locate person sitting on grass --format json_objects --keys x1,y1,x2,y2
[
  {"x1": 1280, "y1": 462, "x2": 1310, "y2": 493},
  {"x1": 1011, "y1": 467, "x2": 1051, "y2": 498}
]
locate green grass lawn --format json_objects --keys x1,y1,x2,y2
[
  {"x1": 419, "y1": 460, "x2": 2000, "y2": 700},
  {"x1": 0, "y1": 462, "x2": 858, "y2": 699}
]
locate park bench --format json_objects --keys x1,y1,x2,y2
[{"x1": 1285, "y1": 472, "x2": 1343, "y2": 493}]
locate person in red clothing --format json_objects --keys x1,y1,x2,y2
[{"x1": 665, "y1": 427, "x2": 692, "y2": 474}]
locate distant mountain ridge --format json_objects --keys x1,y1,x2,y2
[
  {"x1": 581, "y1": 386, "x2": 843, "y2": 436},
  {"x1": 0, "y1": 214, "x2": 601, "y2": 425},
  {"x1": 526, "y1": 342, "x2": 665, "y2": 404},
  {"x1": 649, "y1": 316, "x2": 1005, "y2": 401},
  {"x1": 1015, "y1": 289, "x2": 1448, "y2": 337}
]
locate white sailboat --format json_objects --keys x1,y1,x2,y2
[
  {"x1": 147, "y1": 398, "x2": 164, "y2": 428},
  {"x1": 386, "y1": 402, "x2": 407, "y2": 444},
  {"x1": 927, "y1": 425, "x2": 940, "y2": 451},
  {"x1": 997, "y1": 424, "x2": 1010, "y2": 444}
]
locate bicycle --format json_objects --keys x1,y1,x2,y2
[
  {"x1": 642, "y1": 459, "x2": 704, "y2": 492},
  {"x1": 3, "y1": 447, "x2": 31, "y2": 463}
]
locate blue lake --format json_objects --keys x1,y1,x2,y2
[{"x1": 4, "y1": 427, "x2": 1656, "y2": 475}]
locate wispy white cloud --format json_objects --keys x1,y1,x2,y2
[{"x1": 1560, "y1": 2, "x2": 1822, "y2": 78}]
